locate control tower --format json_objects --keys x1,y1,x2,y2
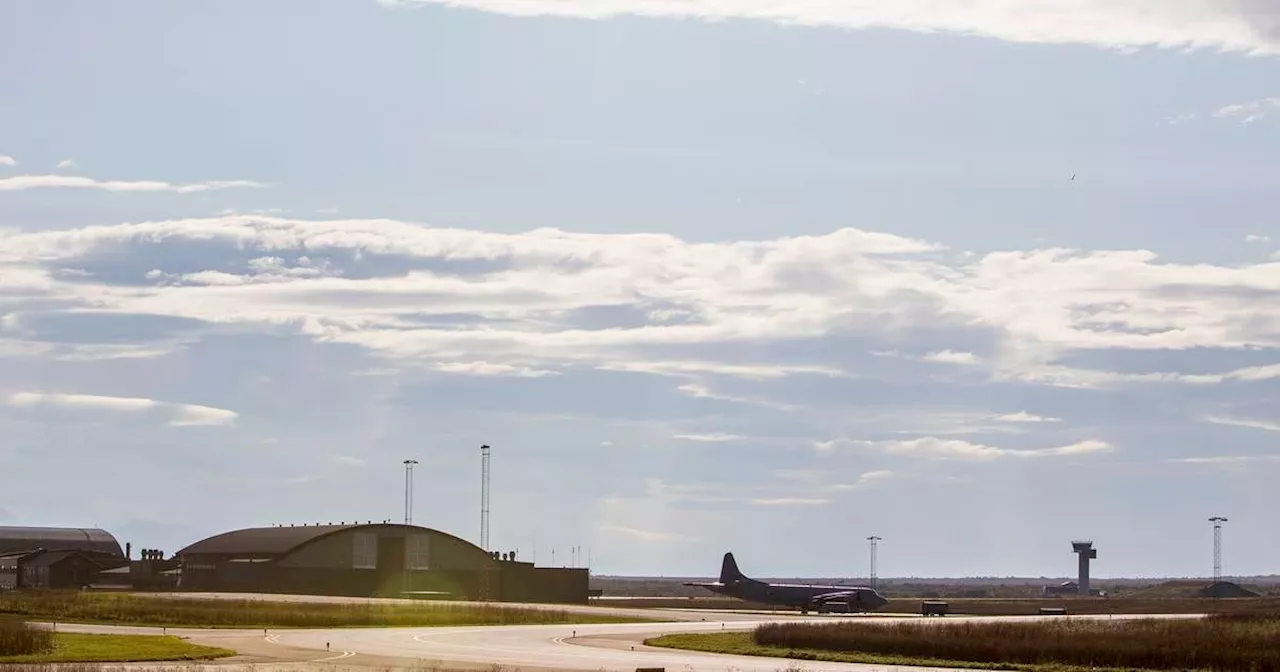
[{"x1": 1072, "y1": 541, "x2": 1096, "y2": 596}]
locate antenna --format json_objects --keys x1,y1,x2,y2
[
  {"x1": 1209, "y1": 517, "x2": 1228, "y2": 584},
  {"x1": 403, "y1": 459, "x2": 418, "y2": 526},
  {"x1": 480, "y1": 445, "x2": 491, "y2": 551},
  {"x1": 867, "y1": 536, "x2": 881, "y2": 590}
]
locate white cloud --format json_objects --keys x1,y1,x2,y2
[
  {"x1": 5, "y1": 391, "x2": 237, "y2": 427},
  {"x1": 825, "y1": 436, "x2": 1113, "y2": 461},
  {"x1": 1203, "y1": 416, "x2": 1280, "y2": 433},
  {"x1": 751, "y1": 497, "x2": 831, "y2": 506},
  {"x1": 169, "y1": 404, "x2": 239, "y2": 427},
  {"x1": 1245, "y1": 234, "x2": 1271, "y2": 243},
  {"x1": 380, "y1": 0, "x2": 1280, "y2": 55},
  {"x1": 599, "y1": 525, "x2": 694, "y2": 542},
  {"x1": 643, "y1": 479, "x2": 733, "y2": 504},
  {"x1": 333, "y1": 455, "x2": 368, "y2": 467},
  {"x1": 431, "y1": 361, "x2": 561, "y2": 378},
  {"x1": 0, "y1": 175, "x2": 265, "y2": 193},
  {"x1": 1212, "y1": 97, "x2": 1280, "y2": 125},
  {"x1": 828, "y1": 470, "x2": 898, "y2": 491},
  {"x1": 7, "y1": 391, "x2": 157, "y2": 412},
  {"x1": 0, "y1": 156, "x2": 16, "y2": 167},
  {"x1": 1160, "y1": 112, "x2": 1198, "y2": 126},
  {"x1": 56, "y1": 159, "x2": 77, "y2": 170},
  {"x1": 995, "y1": 411, "x2": 1063, "y2": 423},
  {"x1": 672, "y1": 432, "x2": 746, "y2": 443},
  {"x1": 772, "y1": 469, "x2": 824, "y2": 482},
  {"x1": 598, "y1": 360, "x2": 844, "y2": 380},
  {"x1": 922, "y1": 350, "x2": 981, "y2": 365},
  {"x1": 676, "y1": 382, "x2": 797, "y2": 411},
  {"x1": 1170, "y1": 455, "x2": 1280, "y2": 465}
]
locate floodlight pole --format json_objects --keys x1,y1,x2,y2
[
  {"x1": 480, "y1": 445, "x2": 491, "y2": 551},
  {"x1": 867, "y1": 536, "x2": 882, "y2": 590},
  {"x1": 403, "y1": 459, "x2": 418, "y2": 526},
  {"x1": 1209, "y1": 516, "x2": 1227, "y2": 585}
]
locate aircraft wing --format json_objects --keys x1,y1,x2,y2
[{"x1": 682, "y1": 581, "x2": 723, "y2": 588}]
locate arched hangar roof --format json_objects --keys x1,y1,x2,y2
[
  {"x1": 176, "y1": 523, "x2": 486, "y2": 558},
  {"x1": 0, "y1": 526, "x2": 124, "y2": 557}
]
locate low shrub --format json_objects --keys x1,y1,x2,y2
[{"x1": 0, "y1": 617, "x2": 55, "y2": 657}]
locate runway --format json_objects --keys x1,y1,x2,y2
[{"x1": 53, "y1": 611, "x2": 1203, "y2": 672}]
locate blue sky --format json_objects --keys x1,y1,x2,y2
[{"x1": 1, "y1": 0, "x2": 1278, "y2": 579}]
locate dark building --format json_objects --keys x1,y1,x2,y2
[
  {"x1": 175, "y1": 523, "x2": 588, "y2": 603},
  {"x1": 0, "y1": 549, "x2": 127, "y2": 590},
  {"x1": 0, "y1": 527, "x2": 125, "y2": 557},
  {"x1": 0, "y1": 527, "x2": 128, "y2": 590}
]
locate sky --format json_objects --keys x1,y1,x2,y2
[{"x1": 1, "y1": 0, "x2": 1278, "y2": 579}]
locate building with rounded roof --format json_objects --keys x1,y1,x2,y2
[
  {"x1": 0, "y1": 527, "x2": 128, "y2": 590},
  {"x1": 176, "y1": 522, "x2": 586, "y2": 603},
  {"x1": 0, "y1": 526, "x2": 124, "y2": 557}
]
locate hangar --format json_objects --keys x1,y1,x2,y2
[
  {"x1": 0, "y1": 526, "x2": 128, "y2": 590},
  {"x1": 0, "y1": 526, "x2": 125, "y2": 557},
  {"x1": 175, "y1": 522, "x2": 588, "y2": 603}
]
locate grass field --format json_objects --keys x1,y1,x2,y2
[
  {"x1": 0, "y1": 633, "x2": 234, "y2": 664},
  {"x1": 648, "y1": 612, "x2": 1280, "y2": 672},
  {"x1": 0, "y1": 591, "x2": 645, "y2": 628},
  {"x1": 595, "y1": 595, "x2": 1280, "y2": 615}
]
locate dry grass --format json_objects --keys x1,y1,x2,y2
[
  {"x1": 0, "y1": 591, "x2": 641, "y2": 628},
  {"x1": 752, "y1": 612, "x2": 1280, "y2": 672},
  {"x1": 0, "y1": 617, "x2": 55, "y2": 657}
]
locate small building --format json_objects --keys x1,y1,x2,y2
[
  {"x1": 0, "y1": 549, "x2": 126, "y2": 589},
  {"x1": 175, "y1": 523, "x2": 588, "y2": 603},
  {"x1": 1043, "y1": 581, "x2": 1078, "y2": 596}
]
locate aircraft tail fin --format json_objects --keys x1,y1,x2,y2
[{"x1": 719, "y1": 552, "x2": 746, "y2": 584}]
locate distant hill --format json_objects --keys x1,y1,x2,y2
[{"x1": 1125, "y1": 580, "x2": 1264, "y2": 599}]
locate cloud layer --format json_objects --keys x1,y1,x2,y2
[
  {"x1": 5, "y1": 392, "x2": 237, "y2": 427},
  {"x1": 848, "y1": 437, "x2": 1115, "y2": 461},
  {"x1": 2, "y1": 214, "x2": 1277, "y2": 391},
  {"x1": 382, "y1": 0, "x2": 1280, "y2": 55},
  {"x1": 0, "y1": 175, "x2": 265, "y2": 193}
]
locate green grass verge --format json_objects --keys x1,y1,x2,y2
[
  {"x1": 0, "y1": 591, "x2": 648, "y2": 629},
  {"x1": 0, "y1": 633, "x2": 235, "y2": 664}
]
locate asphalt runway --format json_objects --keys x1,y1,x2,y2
[{"x1": 54, "y1": 610, "x2": 1203, "y2": 672}]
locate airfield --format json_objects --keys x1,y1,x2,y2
[{"x1": 37, "y1": 593, "x2": 1204, "y2": 672}]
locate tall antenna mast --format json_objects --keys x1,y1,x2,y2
[
  {"x1": 403, "y1": 459, "x2": 418, "y2": 526},
  {"x1": 1209, "y1": 516, "x2": 1227, "y2": 584},
  {"x1": 480, "y1": 445, "x2": 491, "y2": 551}
]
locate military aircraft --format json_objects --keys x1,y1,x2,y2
[{"x1": 684, "y1": 552, "x2": 889, "y2": 614}]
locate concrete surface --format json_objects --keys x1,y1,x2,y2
[{"x1": 44, "y1": 610, "x2": 1203, "y2": 672}]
